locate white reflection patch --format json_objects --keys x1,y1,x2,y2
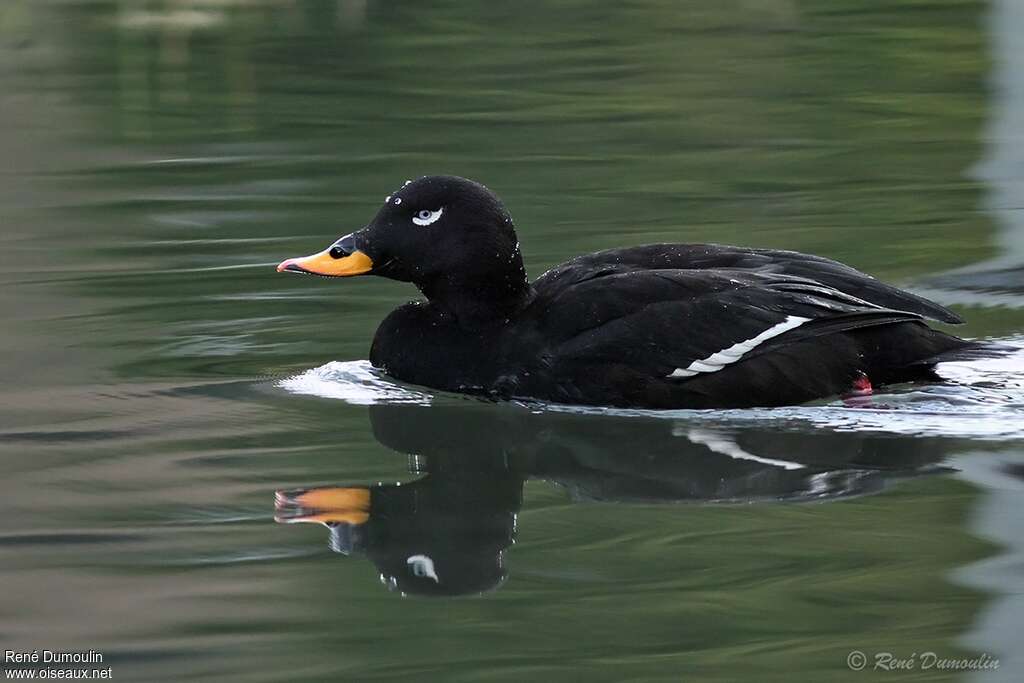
[{"x1": 407, "y1": 554, "x2": 440, "y2": 583}]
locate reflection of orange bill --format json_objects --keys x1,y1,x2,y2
[
  {"x1": 274, "y1": 487, "x2": 371, "y2": 525},
  {"x1": 275, "y1": 510, "x2": 369, "y2": 525}
]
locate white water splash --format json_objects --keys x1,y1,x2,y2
[{"x1": 277, "y1": 360, "x2": 433, "y2": 405}]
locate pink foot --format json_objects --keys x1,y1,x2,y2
[
  {"x1": 841, "y1": 373, "x2": 874, "y2": 407},
  {"x1": 851, "y1": 374, "x2": 873, "y2": 395}
]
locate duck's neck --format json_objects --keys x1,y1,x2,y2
[{"x1": 418, "y1": 265, "x2": 533, "y2": 329}]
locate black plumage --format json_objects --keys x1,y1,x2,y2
[{"x1": 277, "y1": 175, "x2": 993, "y2": 409}]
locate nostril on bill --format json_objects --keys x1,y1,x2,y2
[{"x1": 329, "y1": 234, "x2": 358, "y2": 259}]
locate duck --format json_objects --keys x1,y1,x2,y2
[{"x1": 277, "y1": 175, "x2": 993, "y2": 409}]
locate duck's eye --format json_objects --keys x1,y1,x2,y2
[{"x1": 412, "y1": 208, "x2": 444, "y2": 226}]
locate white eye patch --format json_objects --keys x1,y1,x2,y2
[{"x1": 412, "y1": 207, "x2": 444, "y2": 226}]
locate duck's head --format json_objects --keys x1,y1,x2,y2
[{"x1": 277, "y1": 175, "x2": 530, "y2": 321}]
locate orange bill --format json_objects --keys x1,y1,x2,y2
[{"x1": 276, "y1": 249, "x2": 373, "y2": 277}]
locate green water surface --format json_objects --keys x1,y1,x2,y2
[{"x1": 1, "y1": 1, "x2": 1022, "y2": 681}]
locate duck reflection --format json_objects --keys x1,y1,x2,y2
[{"x1": 275, "y1": 403, "x2": 952, "y2": 596}]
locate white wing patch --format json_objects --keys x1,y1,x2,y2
[{"x1": 668, "y1": 315, "x2": 810, "y2": 378}]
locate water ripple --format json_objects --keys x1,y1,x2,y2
[{"x1": 277, "y1": 339, "x2": 1024, "y2": 439}]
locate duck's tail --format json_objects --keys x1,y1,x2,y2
[{"x1": 917, "y1": 337, "x2": 1017, "y2": 366}]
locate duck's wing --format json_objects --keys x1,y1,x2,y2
[
  {"x1": 535, "y1": 268, "x2": 925, "y2": 382},
  {"x1": 533, "y1": 243, "x2": 962, "y2": 324}
]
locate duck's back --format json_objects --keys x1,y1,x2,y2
[
  {"x1": 511, "y1": 244, "x2": 977, "y2": 408},
  {"x1": 533, "y1": 243, "x2": 962, "y2": 324}
]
